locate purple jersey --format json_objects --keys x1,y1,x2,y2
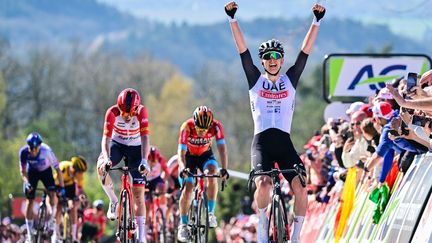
[{"x1": 19, "y1": 143, "x2": 59, "y2": 172}]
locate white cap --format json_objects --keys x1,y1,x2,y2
[
  {"x1": 345, "y1": 101, "x2": 365, "y2": 115},
  {"x1": 376, "y1": 87, "x2": 393, "y2": 100}
]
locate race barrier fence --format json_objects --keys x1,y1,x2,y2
[{"x1": 301, "y1": 153, "x2": 432, "y2": 243}]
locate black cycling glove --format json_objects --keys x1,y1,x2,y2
[
  {"x1": 313, "y1": 9, "x2": 326, "y2": 22},
  {"x1": 225, "y1": 6, "x2": 237, "y2": 19},
  {"x1": 220, "y1": 168, "x2": 229, "y2": 179}
]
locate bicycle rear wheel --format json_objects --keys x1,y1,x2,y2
[
  {"x1": 155, "y1": 208, "x2": 167, "y2": 243},
  {"x1": 34, "y1": 204, "x2": 47, "y2": 243},
  {"x1": 197, "y1": 195, "x2": 209, "y2": 243}
]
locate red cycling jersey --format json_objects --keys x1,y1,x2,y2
[
  {"x1": 103, "y1": 105, "x2": 149, "y2": 146},
  {"x1": 178, "y1": 118, "x2": 225, "y2": 156},
  {"x1": 147, "y1": 148, "x2": 169, "y2": 180}
]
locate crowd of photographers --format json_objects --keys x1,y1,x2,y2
[{"x1": 301, "y1": 70, "x2": 432, "y2": 224}]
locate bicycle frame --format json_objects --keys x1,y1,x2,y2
[
  {"x1": 34, "y1": 189, "x2": 49, "y2": 243},
  {"x1": 60, "y1": 198, "x2": 72, "y2": 242},
  {"x1": 118, "y1": 168, "x2": 136, "y2": 241},
  {"x1": 181, "y1": 172, "x2": 225, "y2": 242},
  {"x1": 146, "y1": 190, "x2": 166, "y2": 242},
  {"x1": 102, "y1": 165, "x2": 137, "y2": 242},
  {"x1": 248, "y1": 165, "x2": 305, "y2": 243}
]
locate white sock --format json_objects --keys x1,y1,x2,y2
[
  {"x1": 25, "y1": 219, "x2": 33, "y2": 237},
  {"x1": 55, "y1": 224, "x2": 59, "y2": 234},
  {"x1": 291, "y1": 216, "x2": 305, "y2": 241},
  {"x1": 51, "y1": 207, "x2": 57, "y2": 220},
  {"x1": 258, "y1": 207, "x2": 267, "y2": 222},
  {"x1": 136, "y1": 216, "x2": 146, "y2": 243},
  {"x1": 72, "y1": 224, "x2": 77, "y2": 240},
  {"x1": 102, "y1": 183, "x2": 118, "y2": 203}
]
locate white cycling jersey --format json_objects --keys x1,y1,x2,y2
[{"x1": 249, "y1": 74, "x2": 296, "y2": 135}]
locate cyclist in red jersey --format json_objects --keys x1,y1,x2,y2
[
  {"x1": 97, "y1": 88, "x2": 151, "y2": 243},
  {"x1": 176, "y1": 106, "x2": 229, "y2": 242},
  {"x1": 146, "y1": 146, "x2": 173, "y2": 215}
]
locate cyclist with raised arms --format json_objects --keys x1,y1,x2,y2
[
  {"x1": 97, "y1": 88, "x2": 150, "y2": 243},
  {"x1": 19, "y1": 132, "x2": 65, "y2": 242},
  {"x1": 176, "y1": 106, "x2": 229, "y2": 242},
  {"x1": 53, "y1": 155, "x2": 88, "y2": 242},
  {"x1": 225, "y1": 2, "x2": 325, "y2": 242}
]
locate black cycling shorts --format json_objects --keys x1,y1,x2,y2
[
  {"x1": 185, "y1": 150, "x2": 218, "y2": 173},
  {"x1": 25, "y1": 168, "x2": 56, "y2": 199},
  {"x1": 251, "y1": 128, "x2": 305, "y2": 184}
]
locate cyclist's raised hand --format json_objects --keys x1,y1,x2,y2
[
  {"x1": 138, "y1": 158, "x2": 150, "y2": 176},
  {"x1": 224, "y1": 1, "x2": 238, "y2": 19},
  {"x1": 312, "y1": 4, "x2": 326, "y2": 22},
  {"x1": 219, "y1": 168, "x2": 229, "y2": 180}
]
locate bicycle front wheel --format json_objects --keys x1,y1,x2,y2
[
  {"x1": 119, "y1": 190, "x2": 129, "y2": 243},
  {"x1": 270, "y1": 195, "x2": 289, "y2": 243},
  {"x1": 155, "y1": 208, "x2": 166, "y2": 243},
  {"x1": 197, "y1": 195, "x2": 209, "y2": 243},
  {"x1": 62, "y1": 211, "x2": 73, "y2": 242},
  {"x1": 34, "y1": 204, "x2": 47, "y2": 243}
]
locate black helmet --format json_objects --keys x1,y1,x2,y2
[
  {"x1": 193, "y1": 106, "x2": 213, "y2": 129},
  {"x1": 258, "y1": 39, "x2": 285, "y2": 59}
]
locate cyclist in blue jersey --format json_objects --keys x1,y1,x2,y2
[
  {"x1": 225, "y1": 2, "x2": 325, "y2": 242},
  {"x1": 19, "y1": 132, "x2": 65, "y2": 242}
]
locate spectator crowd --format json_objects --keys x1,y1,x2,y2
[{"x1": 214, "y1": 70, "x2": 432, "y2": 242}]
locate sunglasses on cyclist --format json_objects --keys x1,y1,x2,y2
[
  {"x1": 121, "y1": 111, "x2": 136, "y2": 118},
  {"x1": 195, "y1": 127, "x2": 209, "y2": 133},
  {"x1": 262, "y1": 51, "x2": 283, "y2": 60}
]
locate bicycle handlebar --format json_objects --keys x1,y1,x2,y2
[
  {"x1": 180, "y1": 171, "x2": 227, "y2": 192},
  {"x1": 101, "y1": 165, "x2": 140, "y2": 185},
  {"x1": 248, "y1": 165, "x2": 306, "y2": 192}
]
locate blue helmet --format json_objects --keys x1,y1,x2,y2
[
  {"x1": 26, "y1": 132, "x2": 43, "y2": 149},
  {"x1": 93, "y1": 199, "x2": 104, "y2": 210}
]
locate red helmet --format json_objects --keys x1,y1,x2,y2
[
  {"x1": 117, "y1": 88, "x2": 141, "y2": 114},
  {"x1": 148, "y1": 146, "x2": 160, "y2": 161}
]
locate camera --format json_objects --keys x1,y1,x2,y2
[
  {"x1": 411, "y1": 115, "x2": 432, "y2": 128},
  {"x1": 401, "y1": 107, "x2": 415, "y2": 115},
  {"x1": 306, "y1": 150, "x2": 315, "y2": 160},
  {"x1": 406, "y1": 72, "x2": 418, "y2": 92},
  {"x1": 388, "y1": 129, "x2": 400, "y2": 137}
]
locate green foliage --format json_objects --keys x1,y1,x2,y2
[
  {"x1": 0, "y1": 39, "x2": 327, "y2": 238},
  {"x1": 146, "y1": 74, "x2": 196, "y2": 156}
]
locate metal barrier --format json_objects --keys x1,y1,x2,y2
[{"x1": 301, "y1": 153, "x2": 432, "y2": 243}]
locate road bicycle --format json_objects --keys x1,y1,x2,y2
[
  {"x1": 102, "y1": 165, "x2": 139, "y2": 243},
  {"x1": 182, "y1": 171, "x2": 226, "y2": 243},
  {"x1": 248, "y1": 164, "x2": 306, "y2": 243},
  {"x1": 166, "y1": 190, "x2": 180, "y2": 243},
  {"x1": 33, "y1": 189, "x2": 50, "y2": 243},
  {"x1": 146, "y1": 189, "x2": 166, "y2": 243},
  {"x1": 59, "y1": 197, "x2": 73, "y2": 242}
]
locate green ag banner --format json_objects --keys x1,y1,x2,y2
[{"x1": 323, "y1": 54, "x2": 432, "y2": 102}]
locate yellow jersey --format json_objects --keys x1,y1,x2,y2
[{"x1": 54, "y1": 161, "x2": 84, "y2": 187}]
